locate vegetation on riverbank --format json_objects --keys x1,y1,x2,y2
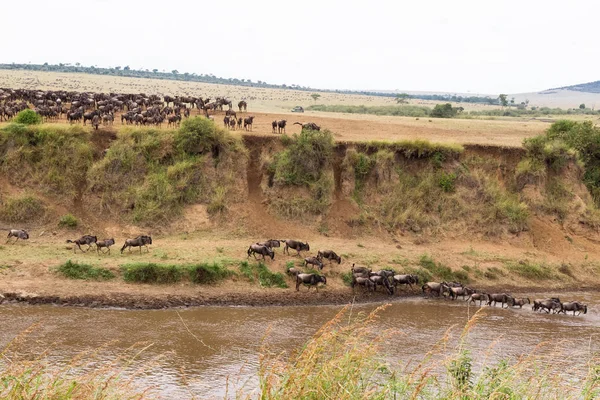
[{"x1": 254, "y1": 306, "x2": 599, "y2": 400}]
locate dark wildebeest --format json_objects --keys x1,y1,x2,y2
[
  {"x1": 559, "y1": 301, "x2": 587, "y2": 316},
  {"x1": 224, "y1": 116, "x2": 230, "y2": 128},
  {"x1": 247, "y1": 244, "x2": 275, "y2": 261},
  {"x1": 533, "y1": 298, "x2": 562, "y2": 313},
  {"x1": 296, "y1": 273, "x2": 327, "y2": 292},
  {"x1": 448, "y1": 286, "x2": 476, "y2": 300},
  {"x1": 487, "y1": 293, "x2": 513, "y2": 308},
  {"x1": 510, "y1": 298, "x2": 531, "y2": 308},
  {"x1": 352, "y1": 275, "x2": 375, "y2": 292},
  {"x1": 287, "y1": 267, "x2": 302, "y2": 277},
  {"x1": 466, "y1": 293, "x2": 489, "y2": 306},
  {"x1": 317, "y1": 250, "x2": 341, "y2": 264},
  {"x1": 294, "y1": 122, "x2": 321, "y2": 131},
  {"x1": 370, "y1": 275, "x2": 394, "y2": 295},
  {"x1": 304, "y1": 256, "x2": 324, "y2": 270},
  {"x1": 392, "y1": 274, "x2": 419, "y2": 291},
  {"x1": 271, "y1": 120, "x2": 277, "y2": 133},
  {"x1": 237, "y1": 117, "x2": 243, "y2": 129},
  {"x1": 91, "y1": 115, "x2": 100, "y2": 130},
  {"x1": 66, "y1": 235, "x2": 98, "y2": 253},
  {"x1": 282, "y1": 239, "x2": 310, "y2": 256},
  {"x1": 96, "y1": 238, "x2": 115, "y2": 254},
  {"x1": 422, "y1": 282, "x2": 450, "y2": 297},
  {"x1": 244, "y1": 116, "x2": 254, "y2": 131},
  {"x1": 228, "y1": 117, "x2": 237, "y2": 130},
  {"x1": 6, "y1": 229, "x2": 29, "y2": 243},
  {"x1": 257, "y1": 239, "x2": 281, "y2": 250},
  {"x1": 238, "y1": 100, "x2": 247, "y2": 112},
  {"x1": 351, "y1": 264, "x2": 371, "y2": 278},
  {"x1": 277, "y1": 120, "x2": 287, "y2": 134},
  {"x1": 121, "y1": 235, "x2": 152, "y2": 254}
]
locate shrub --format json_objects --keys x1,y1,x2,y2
[
  {"x1": 438, "y1": 171, "x2": 457, "y2": 192},
  {"x1": 14, "y1": 109, "x2": 42, "y2": 125},
  {"x1": 505, "y1": 260, "x2": 554, "y2": 280},
  {"x1": 56, "y1": 260, "x2": 115, "y2": 281},
  {"x1": 430, "y1": 103, "x2": 461, "y2": 118},
  {"x1": 341, "y1": 272, "x2": 353, "y2": 287},
  {"x1": 419, "y1": 254, "x2": 468, "y2": 283},
  {"x1": 188, "y1": 262, "x2": 233, "y2": 284},
  {"x1": 0, "y1": 195, "x2": 45, "y2": 222},
  {"x1": 121, "y1": 263, "x2": 184, "y2": 284},
  {"x1": 58, "y1": 213, "x2": 78, "y2": 228}
]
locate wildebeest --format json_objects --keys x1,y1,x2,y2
[
  {"x1": 276, "y1": 120, "x2": 287, "y2": 134},
  {"x1": 257, "y1": 239, "x2": 281, "y2": 250},
  {"x1": 392, "y1": 274, "x2": 419, "y2": 290},
  {"x1": 487, "y1": 293, "x2": 513, "y2": 308},
  {"x1": 283, "y1": 239, "x2": 310, "y2": 256},
  {"x1": 294, "y1": 122, "x2": 321, "y2": 131},
  {"x1": 466, "y1": 293, "x2": 489, "y2": 306},
  {"x1": 317, "y1": 250, "x2": 341, "y2": 264},
  {"x1": 448, "y1": 286, "x2": 476, "y2": 300},
  {"x1": 304, "y1": 256, "x2": 324, "y2": 270},
  {"x1": 238, "y1": 100, "x2": 247, "y2": 112},
  {"x1": 351, "y1": 264, "x2": 371, "y2": 277},
  {"x1": 296, "y1": 273, "x2": 327, "y2": 292},
  {"x1": 96, "y1": 238, "x2": 115, "y2": 254},
  {"x1": 422, "y1": 282, "x2": 449, "y2": 297},
  {"x1": 352, "y1": 275, "x2": 375, "y2": 292},
  {"x1": 271, "y1": 120, "x2": 277, "y2": 133},
  {"x1": 6, "y1": 229, "x2": 29, "y2": 243},
  {"x1": 243, "y1": 116, "x2": 255, "y2": 131},
  {"x1": 66, "y1": 235, "x2": 98, "y2": 253},
  {"x1": 286, "y1": 267, "x2": 302, "y2": 277},
  {"x1": 121, "y1": 235, "x2": 152, "y2": 254},
  {"x1": 247, "y1": 244, "x2": 275, "y2": 261},
  {"x1": 237, "y1": 117, "x2": 243, "y2": 129},
  {"x1": 559, "y1": 301, "x2": 587, "y2": 316},
  {"x1": 533, "y1": 298, "x2": 562, "y2": 313},
  {"x1": 91, "y1": 115, "x2": 100, "y2": 130},
  {"x1": 370, "y1": 275, "x2": 394, "y2": 295},
  {"x1": 510, "y1": 297, "x2": 531, "y2": 308}
]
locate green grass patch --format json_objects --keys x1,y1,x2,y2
[
  {"x1": 121, "y1": 263, "x2": 184, "y2": 284},
  {"x1": 505, "y1": 260, "x2": 554, "y2": 280},
  {"x1": 56, "y1": 260, "x2": 115, "y2": 281},
  {"x1": 419, "y1": 254, "x2": 469, "y2": 283},
  {"x1": 0, "y1": 195, "x2": 45, "y2": 222},
  {"x1": 239, "y1": 261, "x2": 287, "y2": 288},
  {"x1": 14, "y1": 109, "x2": 42, "y2": 125},
  {"x1": 188, "y1": 262, "x2": 233, "y2": 284},
  {"x1": 58, "y1": 213, "x2": 78, "y2": 228},
  {"x1": 307, "y1": 104, "x2": 431, "y2": 117}
]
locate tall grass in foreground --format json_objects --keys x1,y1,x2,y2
[
  {"x1": 247, "y1": 306, "x2": 600, "y2": 400},
  {"x1": 0, "y1": 323, "x2": 156, "y2": 399}
]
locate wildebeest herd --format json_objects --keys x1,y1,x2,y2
[
  {"x1": 6, "y1": 229, "x2": 152, "y2": 255},
  {"x1": 0, "y1": 87, "x2": 323, "y2": 134},
  {"x1": 6, "y1": 229, "x2": 589, "y2": 316},
  {"x1": 248, "y1": 238, "x2": 589, "y2": 316}
]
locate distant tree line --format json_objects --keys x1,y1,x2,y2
[{"x1": 0, "y1": 63, "x2": 498, "y2": 105}]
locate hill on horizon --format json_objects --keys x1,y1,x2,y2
[{"x1": 550, "y1": 80, "x2": 600, "y2": 94}]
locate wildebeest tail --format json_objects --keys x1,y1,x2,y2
[{"x1": 66, "y1": 239, "x2": 74, "y2": 243}]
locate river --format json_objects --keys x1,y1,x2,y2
[{"x1": 0, "y1": 291, "x2": 598, "y2": 399}]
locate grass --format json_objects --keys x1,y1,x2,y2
[
  {"x1": 419, "y1": 254, "x2": 469, "y2": 283},
  {"x1": 239, "y1": 261, "x2": 288, "y2": 288},
  {"x1": 0, "y1": 195, "x2": 45, "y2": 222},
  {"x1": 55, "y1": 260, "x2": 115, "y2": 281},
  {"x1": 255, "y1": 306, "x2": 599, "y2": 399},
  {"x1": 121, "y1": 261, "x2": 233, "y2": 284},
  {"x1": 58, "y1": 213, "x2": 78, "y2": 228},
  {"x1": 504, "y1": 260, "x2": 555, "y2": 280},
  {"x1": 188, "y1": 262, "x2": 233, "y2": 284}
]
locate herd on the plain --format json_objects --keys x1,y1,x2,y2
[
  {"x1": 5, "y1": 229, "x2": 588, "y2": 315},
  {"x1": 0, "y1": 88, "x2": 321, "y2": 133}
]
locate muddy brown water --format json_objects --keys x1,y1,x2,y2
[{"x1": 1, "y1": 292, "x2": 599, "y2": 399}]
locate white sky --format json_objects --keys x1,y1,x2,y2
[{"x1": 3, "y1": 0, "x2": 598, "y2": 94}]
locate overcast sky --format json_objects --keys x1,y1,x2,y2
[{"x1": 3, "y1": 0, "x2": 598, "y2": 94}]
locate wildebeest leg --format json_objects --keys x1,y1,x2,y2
[{"x1": 139, "y1": 246, "x2": 142, "y2": 254}]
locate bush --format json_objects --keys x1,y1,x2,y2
[
  {"x1": 307, "y1": 104, "x2": 431, "y2": 117},
  {"x1": 419, "y1": 254, "x2": 469, "y2": 283},
  {"x1": 188, "y1": 262, "x2": 233, "y2": 284},
  {"x1": 56, "y1": 260, "x2": 115, "y2": 281},
  {"x1": 121, "y1": 263, "x2": 184, "y2": 284},
  {"x1": 430, "y1": 103, "x2": 461, "y2": 118},
  {"x1": 341, "y1": 271, "x2": 353, "y2": 287},
  {"x1": 14, "y1": 109, "x2": 42, "y2": 125},
  {"x1": 0, "y1": 195, "x2": 45, "y2": 222},
  {"x1": 58, "y1": 213, "x2": 78, "y2": 228},
  {"x1": 438, "y1": 171, "x2": 457, "y2": 192},
  {"x1": 505, "y1": 260, "x2": 554, "y2": 280}
]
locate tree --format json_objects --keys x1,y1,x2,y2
[
  {"x1": 124, "y1": 65, "x2": 130, "y2": 71},
  {"x1": 395, "y1": 93, "x2": 410, "y2": 104},
  {"x1": 510, "y1": 97, "x2": 515, "y2": 105},
  {"x1": 498, "y1": 94, "x2": 508, "y2": 107},
  {"x1": 580, "y1": 103, "x2": 586, "y2": 110},
  {"x1": 172, "y1": 70, "x2": 178, "y2": 74},
  {"x1": 115, "y1": 66, "x2": 121, "y2": 70},
  {"x1": 430, "y1": 103, "x2": 459, "y2": 118},
  {"x1": 311, "y1": 93, "x2": 321, "y2": 103},
  {"x1": 152, "y1": 69, "x2": 158, "y2": 73}
]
